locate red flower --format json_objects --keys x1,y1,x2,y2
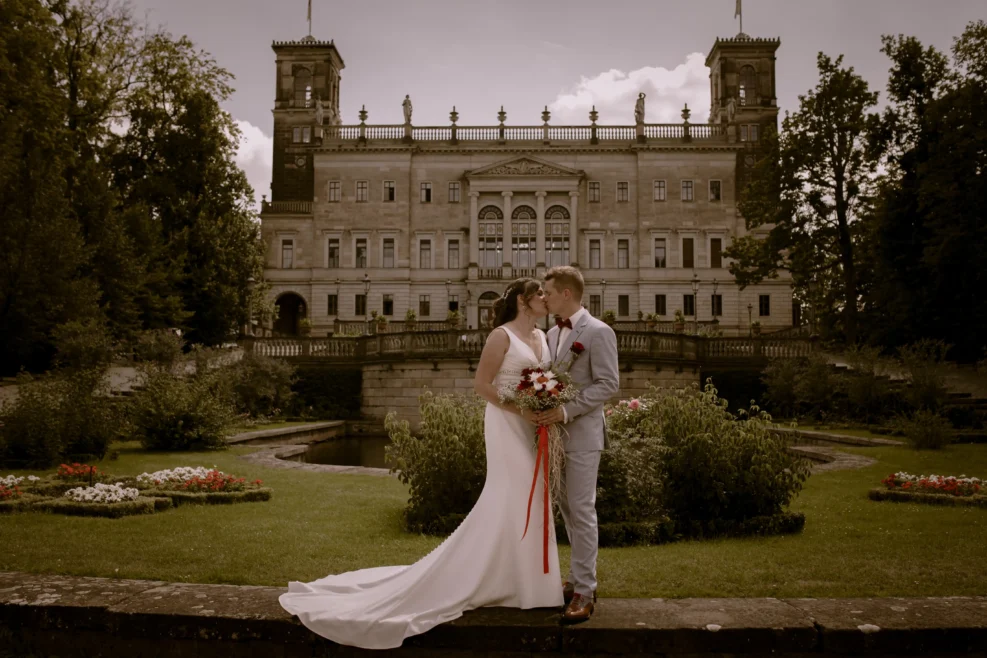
[{"x1": 571, "y1": 342, "x2": 585, "y2": 354}]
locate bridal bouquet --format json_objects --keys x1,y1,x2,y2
[{"x1": 499, "y1": 351, "x2": 583, "y2": 574}]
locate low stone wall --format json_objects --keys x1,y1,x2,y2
[
  {"x1": 2, "y1": 572, "x2": 986, "y2": 657},
  {"x1": 362, "y1": 360, "x2": 698, "y2": 425}
]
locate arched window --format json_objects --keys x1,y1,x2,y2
[
  {"x1": 294, "y1": 68, "x2": 313, "y2": 108},
  {"x1": 511, "y1": 206, "x2": 536, "y2": 269},
  {"x1": 478, "y1": 206, "x2": 504, "y2": 268},
  {"x1": 545, "y1": 205, "x2": 570, "y2": 267},
  {"x1": 739, "y1": 65, "x2": 757, "y2": 106}
]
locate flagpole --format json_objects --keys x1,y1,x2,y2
[{"x1": 307, "y1": 0, "x2": 312, "y2": 36}]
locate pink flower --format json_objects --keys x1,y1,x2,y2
[{"x1": 629, "y1": 399, "x2": 641, "y2": 411}]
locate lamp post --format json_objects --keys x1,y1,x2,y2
[
  {"x1": 747, "y1": 302, "x2": 753, "y2": 337},
  {"x1": 601, "y1": 279, "x2": 607, "y2": 316},
  {"x1": 363, "y1": 273, "x2": 371, "y2": 334},
  {"x1": 445, "y1": 279, "x2": 452, "y2": 312},
  {"x1": 690, "y1": 272, "x2": 700, "y2": 335},
  {"x1": 808, "y1": 278, "x2": 818, "y2": 337},
  {"x1": 712, "y1": 278, "x2": 719, "y2": 323},
  {"x1": 464, "y1": 283, "x2": 472, "y2": 329},
  {"x1": 244, "y1": 276, "x2": 256, "y2": 337}
]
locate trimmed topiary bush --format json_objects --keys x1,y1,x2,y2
[
  {"x1": 222, "y1": 353, "x2": 296, "y2": 417},
  {"x1": 129, "y1": 369, "x2": 234, "y2": 451},
  {"x1": 898, "y1": 409, "x2": 954, "y2": 450}
]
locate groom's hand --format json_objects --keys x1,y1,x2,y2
[
  {"x1": 534, "y1": 407, "x2": 565, "y2": 425},
  {"x1": 519, "y1": 408, "x2": 539, "y2": 423}
]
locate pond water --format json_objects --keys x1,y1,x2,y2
[{"x1": 302, "y1": 436, "x2": 393, "y2": 469}]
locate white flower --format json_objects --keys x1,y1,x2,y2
[
  {"x1": 64, "y1": 483, "x2": 139, "y2": 504},
  {"x1": 136, "y1": 467, "x2": 223, "y2": 485}
]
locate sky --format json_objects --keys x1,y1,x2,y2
[{"x1": 124, "y1": 0, "x2": 986, "y2": 207}]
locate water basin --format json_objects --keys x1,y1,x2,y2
[{"x1": 299, "y1": 436, "x2": 393, "y2": 469}]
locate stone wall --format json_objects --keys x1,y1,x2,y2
[{"x1": 362, "y1": 358, "x2": 699, "y2": 425}]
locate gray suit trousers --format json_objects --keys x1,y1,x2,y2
[{"x1": 557, "y1": 449, "x2": 601, "y2": 597}]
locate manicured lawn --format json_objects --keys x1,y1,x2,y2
[
  {"x1": 796, "y1": 425, "x2": 897, "y2": 440},
  {"x1": 1, "y1": 441, "x2": 985, "y2": 598}
]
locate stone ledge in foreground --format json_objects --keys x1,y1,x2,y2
[{"x1": 1, "y1": 572, "x2": 986, "y2": 657}]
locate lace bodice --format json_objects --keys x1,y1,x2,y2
[{"x1": 494, "y1": 327, "x2": 550, "y2": 390}]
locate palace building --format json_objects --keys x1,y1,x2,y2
[{"x1": 259, "y1": 31, "x2": 792, "y2": 336}]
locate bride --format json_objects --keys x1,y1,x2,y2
[{"x1": 279, "y1": 277, "x2": 563, "y2": 649}]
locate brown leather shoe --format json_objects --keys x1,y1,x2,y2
[
  {"x1": 561, "y1": 592, "x2": 595, "y2": 624},
  {"x1": 562, "y1": 582, "x2": 597, "y2": 606}
]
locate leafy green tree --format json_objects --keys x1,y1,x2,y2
[{"x1": 726, "y1": 54, "x2": 880, "y2": 343}]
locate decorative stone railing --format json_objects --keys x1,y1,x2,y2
[
  {"x1": 333, "y1": 320, "x2": 453, "y2": 335},
  {"x1": 260, "y1": 200, "x2": 313, "y2": 214},
  {"x1": 241, "y1": 330, "x2": 816, "y2": 364}
]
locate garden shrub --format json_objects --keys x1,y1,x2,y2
[
  {"x1": 898, "y1": 409, "x2": 954, "y2": 450},
  {"x1": 52, "y1": 319, "x2": 116, "y2": 371},
  {"x1": 385, "y1": 390, "x2": 486, "y2": 534},
  {"x1": 899, "y1": 340, "x2": 950, "y2": 412},
  {"x1": 794, "y1": 353, "x2": 842, "y2": 420},
  {"x1": 133, "y1": 329, "x2": 185, "y2": 370},
  {"x1": 761, "y1": 358, "x2": 802, "y2": 418},
  {"x1": 843, "y1": 346, "x2": 904, "y2": 423},
  {"x1": 221, "y1": 353, "x2": 296, "y2": 417},
  {"x1": 0, "y1": 370, "x2": 122, "y2": 468},
  {"x1": 129, "y1": 369, "x2": 234, "y2": 451}
]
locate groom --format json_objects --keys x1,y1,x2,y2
[{"x1": 537, "y1": 266, "x2": 620, "y2": 624}]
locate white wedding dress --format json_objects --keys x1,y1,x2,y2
[{"x1": 279, "y1": 327, "x2": 563, "y2": 649}]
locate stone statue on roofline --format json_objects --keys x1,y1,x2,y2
[
  {"x1": 403, "y1": 95, "x2": 413, "y2": 125},
  {"x1": 634, "y1": 92, "x2": 646, "y2": 125},
  {"x1": 314, "y1": 94, "x2": 324, "y2": 125}
]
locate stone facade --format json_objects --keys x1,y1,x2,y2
[{"x1": 260, "y1": 34, "x2": 792, "y2": 338}]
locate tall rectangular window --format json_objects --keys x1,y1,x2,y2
[
  {"x1": 654, "y1": 238, "x2": 666, "y2": 268},
  {"x1": 759, "y1": 294, "x2": 771, "y2": 317},
  {"x1": 328, "y1": 181, "x2": 341, "y2": 202},
  {"x1": 589, "y1": 239, "x2": 601, "y2": 269},
  {"x1": 589, "y1": 295, "x2": 601, "y2": 317},
  {"x1": 710, "y1": 238, "x2": 723, "y2": 269},
  {"x1": 327, "y1": 294, "x2": 338, "y2": 316},
  {"x1": 355, "y1": 239, "x2": 367, "y2": 268},
  {"x1": 419, "y1": 295, "x2": 431, "y2": 317},
  {"x1": 383, "y1": 180, "x2": 396, "y2": 202},
  {"x1": 448, "y1": 295, "x2": 459, "y2": 312},
  {"x1": 589, "y1": 181, "x2": 601, "y2": 203},
  {"x1": 617, "y1": 239, "x2": 629, "y2": 269},
  {"x1": 655, "y1": 294, "x2": 666, "y2": 316},
  {"x1": 618, "y1": 295, "x2": 630, "y2": 317},
  {"x1": 419, "y1": 239, "x2": 431, "y2": 269},
  {"x1": 684, "y1": 294, "x2": 696, "y2": 317},
  {"x1": 327, "y1": 239, "x2": 339, "y2": 268},
  {"x1": 383, "y1": 294, "x2": 393, "y2": 316},
  {"x1": 420, "y1": 182, "x2": 432, "y2": 203},
  {"x1": 281, "y1": 240, "x2": 294, "y2": 269},
  {"x1": 709, "y1": 180, "x2": 722, "y2": 202},
  {"x1": 479, "y1": 223, "x2": 503, "y2": 268},
  {"x1": 682, "y1": 238, "x2": 694, "y2": 269},
  {"x1": 712, "y1": 294, "x2": 723, "y2": 317},
  {"x1": 617, "y1": 181, "x2": 629, "y2": 202},
  {"x1": 448, "y1": 182, "x2": 461, "y2": 203},
  {"x1": 356, "y1": 180, "x2": 368, "y2": 202},
  {"x1": 681, "y1": 180, "x2": 694, "y2": 202},
  {"x1": 653, "y1": 180, "x2": 666, "y2": 202},
  {"x1": 383, "y1": 238, "x2": 395, "y2": 268},
  {"x1": 292, "y1": 126, "x2": 311, "y2": 143},
  {"x1": 448, "y1": 240, "x2": 460, "y2": 269},
  {"x1": 355, "y1": 294, "x2": 366, "y2": 317}
]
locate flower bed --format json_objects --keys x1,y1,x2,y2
[
  {"x1": 0, "y1": 493, "x2": 49, "y2": 514},
  {"x1": 871, "y1": 471, "x2": 986, "y2": 508},
  {"x1": 64, "y1": 483, "x2": 139, "y2": 504},
  {"x1": 32, "y1": 496, "x2": 172, "y2": 518},
  {"x1": 881, "y1": 472, "x2": 982, "y2": 496},
  {"x1": 139, "y1": 468, "x2": 271, "y2": 506},
  {"x1": 56, "y1": 463, "x2": 107, "y2": 482}
]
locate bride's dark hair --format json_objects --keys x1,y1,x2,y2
[{"x1": 492, "y1": 278, "x2": 541, "y2": 328}]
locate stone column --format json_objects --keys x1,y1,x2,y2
[
  {"x1": 501, "y1": 191, "x2": 513, "y2": 267},
  {"x1": 469, "y1": 191, "x2": 480, "y2": 266},
  {"x1": 535, "y1": 190, "x2": 547, "y2": 268},
  {"x1": 569, "y1": 191, "x2": 580, "y2": 267}
]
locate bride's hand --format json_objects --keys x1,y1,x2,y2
[{"x1": 519, "y1": 408, "x2": 539, "y2": 423}]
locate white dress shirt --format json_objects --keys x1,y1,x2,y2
[
  {"x1": 556, "y1": 306, "x2": 588, "y2": 424},
  {"x1": 556, "y1": 307, "x2": 588, "y2": 359}
]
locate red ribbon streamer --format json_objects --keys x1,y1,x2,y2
[{"x1": 522, "y1": 425, "x2": 551, "y2": 574}]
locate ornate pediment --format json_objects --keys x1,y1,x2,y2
[{"x1": 466, "y1": 156, "x2": 582, "y2": 178}]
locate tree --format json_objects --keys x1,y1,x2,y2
[
  {"x1": 867, "y1": 22, "x2": 987, "y2": 360},
  {"x1": 726, "y1": 54, "x2": 880, "y2": 343},
  {"x1": 0, "y1": 0, "x2": 101, "y2": 374}
]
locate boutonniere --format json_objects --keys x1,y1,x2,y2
[{"x1": 560, "y1": 341, "x2": 585, "y2": 371}]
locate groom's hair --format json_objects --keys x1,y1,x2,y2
[{"x1": 544, "y1": 266, "x2": 584, "y2": 301}]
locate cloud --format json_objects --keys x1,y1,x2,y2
[
  {"x1": 548, "y1": 52, "x2": 711, "y2": 125},
  {"x1": 233, "y1": 119, "x2": 273, "y2": 212}
]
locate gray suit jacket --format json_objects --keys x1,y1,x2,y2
[{"x1": 547, "y1": 312, "x2": 620, "y2": 452}]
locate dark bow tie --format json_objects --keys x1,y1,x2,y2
[{"x1": 555, "y1": 318, "x2": 573, "y2": 330}]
